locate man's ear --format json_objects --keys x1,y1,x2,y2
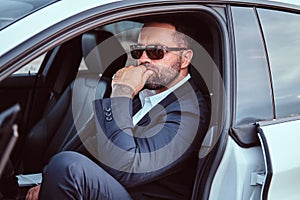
[{"x1": 181, "y1": 49, "x2": 193, "y2": 69}]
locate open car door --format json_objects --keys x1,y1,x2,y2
[
  {"x1": 0, "y1": 104, "x2": 20, "y2": 178},
  {"x1": 258, "y1": 118, "x2": 300, "y2": 200}
]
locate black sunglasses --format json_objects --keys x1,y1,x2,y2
[{"x1": 130, "y1": 45, "x2": 188, "y2": 60}]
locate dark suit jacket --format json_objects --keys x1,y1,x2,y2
[{"x1": 93, "y1": 79, "x2": 210, "y2": 200}]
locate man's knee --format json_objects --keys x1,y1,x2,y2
[{"x1": 43, "y1": 151, "x2": 87, "y2": 179}]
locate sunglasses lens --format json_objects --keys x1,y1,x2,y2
[
  {"x1": 130, "y1": 45, "x2": 165, "y2": 60},
  {"x1": 130, "y1": 49, "x2": 143, "y2": 59},
  {"x1": 146, "y1": 48, "x2": 164, "y2": 60}
]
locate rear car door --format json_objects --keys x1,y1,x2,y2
[
  {"x1": 210, "y1": 3, "x2": 300, "y2": 200},
  {"x1": 258, "y1": 119, "x2": 300, "y2": 200},
  {"x1": 256, "y1": 7, "x2": 300, "y2": 200}
]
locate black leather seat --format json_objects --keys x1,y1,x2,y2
[
  {"x1": 81, "y1": 30, "x2": 128, "y2": 98},
  {"x1": 19, "y1": 30, "x2": 127, "y2": 173}
]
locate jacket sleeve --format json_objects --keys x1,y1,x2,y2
[{"x1": 93, "y1": 91, "x2": 206, "y2": 188}]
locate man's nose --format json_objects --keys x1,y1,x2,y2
[{"x1": 138, "y1": 50, "x2": 151, "y2": 63}]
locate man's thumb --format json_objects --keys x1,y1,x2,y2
[{"x1": 143, "y1": 70, "x2": 154, "y2": 82}]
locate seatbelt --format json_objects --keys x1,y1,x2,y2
[
  {"x1": 44, "y1": 65, "x2": 76, "y2": 115},
  {"x1": 61, "y1": 114, "x2": 96, "y2": 152}
]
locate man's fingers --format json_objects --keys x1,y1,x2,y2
[
  {"x1": 143, "y1": 70, "x2": 154, "y2": 83},
  {"x1": 25, "y1": 185, "x2": 40, "y2": 200},
  {"x1": 26, "y1": 188, "x2": 32, "y2": 200},
  {"x1": 111, "y1": 65, "x2": 152, "y2": 97}
]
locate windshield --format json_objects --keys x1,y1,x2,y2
[{"x1": 0, "y1": 0, "x2": 59, "y2": 30}]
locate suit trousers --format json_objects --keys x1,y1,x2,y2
[{"x1": 39, "y1": 151, "x2": 132, "y2": 200}]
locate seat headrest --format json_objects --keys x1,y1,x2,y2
[{"x1": 81, "y1": 30, "x2": 127, "y2": 75}]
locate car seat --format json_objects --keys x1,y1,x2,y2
[{"x1": 19, "y1": 30, "x2": 127, "y2": 173}]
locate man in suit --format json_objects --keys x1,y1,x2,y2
[{"x1": 26, "y1": 21, "x2": 209, "y2": 200}]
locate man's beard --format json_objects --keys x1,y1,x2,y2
[{"x1": 144, "y1": 58, "x2": 181, "y2": 90}]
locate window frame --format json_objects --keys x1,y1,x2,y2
[
  {"x1": 231, "y1": 6, "x2": 274, "y2": 126},
  {"x1": 0, "y1": 2, "x2": 231, "y2": 200},
  {"x1": 257, "y1": 7, "x2": 300, "y2": 120}
]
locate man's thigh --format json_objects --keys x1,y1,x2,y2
[{"x1": 39, "y1": 151, "x2": 132, "y2": 200}]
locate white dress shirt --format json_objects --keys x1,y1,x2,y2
[{"x1": 132, "y1": 74, "x2": 191, "y2": 126}]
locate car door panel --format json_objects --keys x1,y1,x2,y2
[
  {"x1": 0, "y1": 74, "x2": 37, "y2": 132},
  {"x1": 258, "y1": 119, "x2": 300, "y2": 200},
  {"x1": 209, "y1": 136, "x2": 265, "y2": 200}
]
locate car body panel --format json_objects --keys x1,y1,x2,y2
[
  {"x1": 268, "y1": 0, "x2": 300, "y2": 6},
  {"x1": 258, "y1": 118, "x2": 300, "y2": 200},
  {"x1": 0, "y1": 0, "x2": 120, "y2": 57},
  {"x1": 209, "y1": 136, "x2": 265, "y2": 200},
  {"x1": 1, "y1": 0, "x2": 300, "y2": 58}
]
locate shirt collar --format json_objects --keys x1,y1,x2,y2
[{"x1": 139, "y1": 74, "x2": 191, "y2": 107}]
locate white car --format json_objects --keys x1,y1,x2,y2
[{"x1": 0, "y1": 0, "x2": 300, "y2": 199}]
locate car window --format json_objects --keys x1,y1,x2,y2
[
  {"x1": 13, "y1": 21, "x2": 142, "y2": 75},
  {"x1": 232, "y1": 7, "x2": 273, "y2": 125},
  {"x1": 257, "y1": 8, "x2": 300, "y2": 118},
  {"x1": 102, "y1": 21, "x2": 143, "y2": 66},
  {"x1": 77, "y1": 21, "x2": 143, "y2": 73},
  {"x1": 13, "y1": 53, "x2": 46, "y2": 75},
  {"x1": 102, "y1": 21, "x2": 142, "y2": 40}
]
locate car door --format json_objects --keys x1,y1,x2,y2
[
  {"x1": 258, "y1": 119, "x2": 300, "y2": 200},
  {"x1": 256, "y1": 7, "x2": 300, "y2": 200},
  {"x1": 1, "y1": 1, "x2": 230, "y2": 198},
  {"x1": 209, "y1": 3, "x2": 300, "y2": 199},
  {"x1": 0, "y1": 55, "x2": 45, "y2": 134}
]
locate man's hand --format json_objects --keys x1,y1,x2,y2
[
  {"x1": 111, "y1": 65, "x2": 153, "y2": 98},
  {"x1": 26, "y1": 185, "x2": 40, "y2": 200}
]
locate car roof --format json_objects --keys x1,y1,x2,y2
[
  {"x1": 0, "y1": 0, "x2": 119, "y2": 57},
  {"x1": 1, "y1": 0, "x2": 299, "y2": 58},
  {"x1": 223, "y1": 0, "x2": 299, "y2": 5},
  {"x1": 0, "y1": 0, "x2": 59, "y2": 30},
  {"x1": 271, "y1": 0, "x2": 300, "y2": 6},
  {"x1": 190, "y1": 0, "x2": 300, "y2": 8}
]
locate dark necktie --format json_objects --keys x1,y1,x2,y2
[{"x1": 132, "y1": 96, "x2": 142, "y2": 116}]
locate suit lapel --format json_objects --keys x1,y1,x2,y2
[{"x1": 134, "y1": 80, "x2": 195, "y2": 127}]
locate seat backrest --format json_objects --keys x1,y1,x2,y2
[
  {"x1": 66, "y1": 30, "x2": 128, "y2": 154},
  {"x1": 81, "y1": 30, "x2": 128, "y2": 98},
  {"x1": 20, "y1": 30, "x2": 127, "y2": 173}
]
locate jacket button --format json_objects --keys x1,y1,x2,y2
[
  {"x1": 104, "y1": 107, "x2": 111, "y2": 112},
  {"x1": 105, "y1": 112, "x2": 112, "y2": 117},
  {"x1": 106, "y1": 116, "x2": 112, "y2": 121}
]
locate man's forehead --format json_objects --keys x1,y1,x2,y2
[
  {"x1": 138, "y1": 24, "x2": 177, "y2": 45},
  {"x1": 143, "y1": 22, "x2": 175, "y2": 30}
]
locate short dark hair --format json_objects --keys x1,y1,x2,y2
[{"x1": 143, "y1": 18, "x2": 192, "y2": 48}]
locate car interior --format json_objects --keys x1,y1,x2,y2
[{"x1": 0, "y1": 11, "x2": 223, "y2": 199}]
